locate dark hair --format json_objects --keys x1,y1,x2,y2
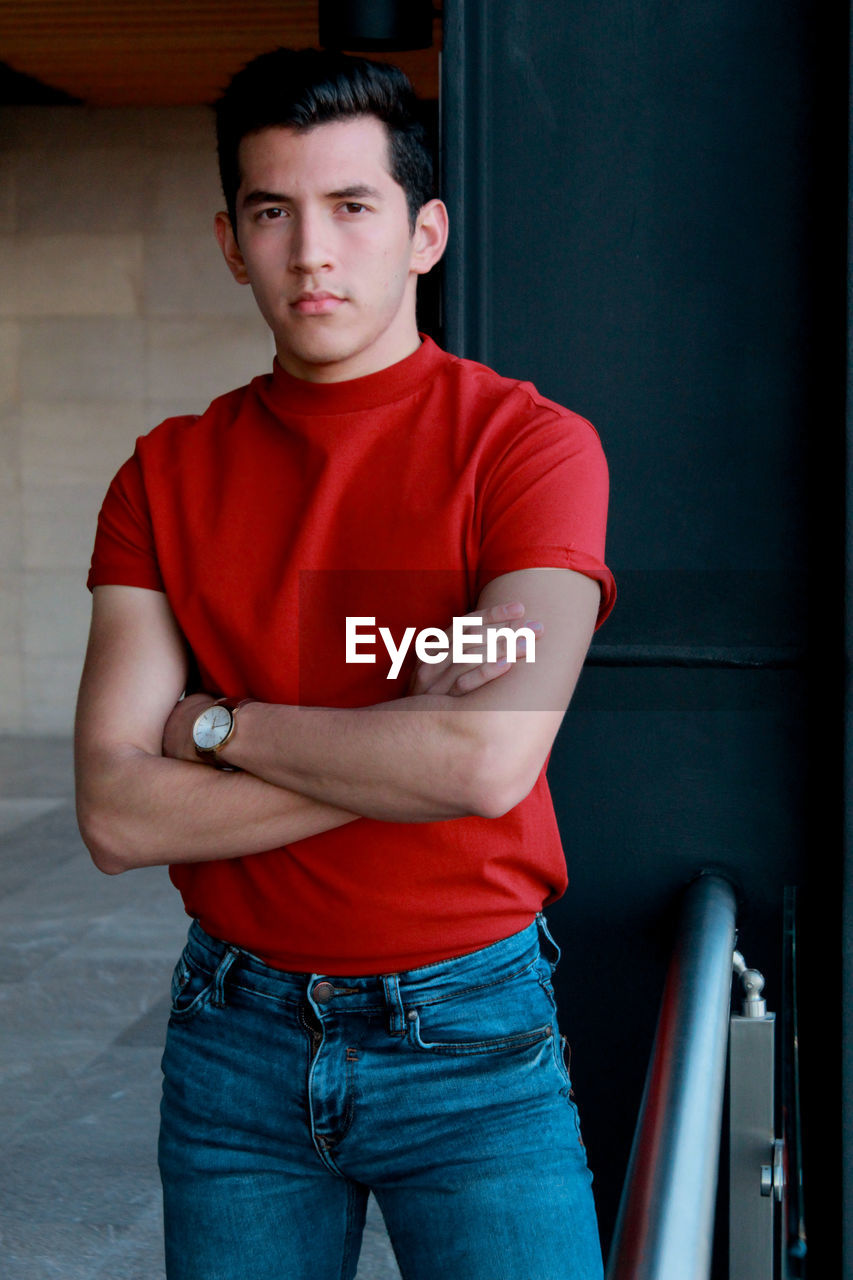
[{"x1": 215, "y1": 48, "x2": 434, "y2": 235}]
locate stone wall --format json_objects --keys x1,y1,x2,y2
[{"x1": 0, "y1": 106, "x2": 272, "y2": 733}]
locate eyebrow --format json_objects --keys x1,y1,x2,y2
[
  {"x1": 328, "y1": 185, "x2": 383, "y2": 201},
  {"x1": 241, "y1": 184, "x2": 384, "y2": 208}
]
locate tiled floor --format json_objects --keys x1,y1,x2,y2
[{"x1": 0, "y1": 737, "x2": 400, "y2": 1280}]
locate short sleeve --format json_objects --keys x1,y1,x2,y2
[
  {"x1": 476, "y1": 395, "x2": 615, "y2": 626},
  {"x1": 87, "y1": 450, "x2": 165, "y2": 593}
]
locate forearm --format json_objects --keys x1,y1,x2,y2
[
  {"x1": 212, "y1": 572, "x2": 600, "y2": 821},
  {"x1": 76, "y1": 743, "x2": 357, "y2": 874},
  {"x1": 218, "y1": 695, "x2": 533, "y2": 822}
]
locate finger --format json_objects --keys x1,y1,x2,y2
[
  {"x1": 412, "y1": 622, "x2": 542, "y2": 695},
  {"x1": 473, "y1": 621, "x2": 542, "y2": 666},
  {"x1": 448, "y1": 658, "x2": 513, "y2": 697},
  {"x1": 466, "y1": 601, "x2": 525, "y2": 625},
  {"x1": 408, "y1": 652, "x2": 455, "y2": 696},
  {"x1": 446, "y1": 623, "x2": 543, "y2": 696},
  {"x1": 414, "y1": 663, "x2": 466, "y2": 697},
  {"x1": 407, "y1": 606, "x2": 539, "y2": 697}
]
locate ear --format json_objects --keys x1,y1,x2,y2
[
  {"x1": 410, "y1": 199, "x2": 449, "y2": 276},
  {"x1": 214, "y1": 210, "x2": 250, "y2": 285}
]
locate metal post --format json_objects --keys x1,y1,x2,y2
[{"x1": 729, "y1": 955, "x2": 780, "y2": 1280}]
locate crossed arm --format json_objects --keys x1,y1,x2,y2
[{"x1": 75, "y1": 568, "x2": 600, "y2": 874}]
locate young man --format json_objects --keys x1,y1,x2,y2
[{"x1": 75, "y1": 48, "x2": 615, "y2": 1280}]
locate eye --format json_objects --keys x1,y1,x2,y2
[
  {"x1": 258, "y1": 206, "x2": 286, "y2": 221},
  {"x1": 341, "y1": 202, "x2": 368, "y2": 215}
]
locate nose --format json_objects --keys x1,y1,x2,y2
[{"x1": 289, "y1": 209, "x2": 333, "y2": 275}]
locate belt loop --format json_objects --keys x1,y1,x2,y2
[
  {"x1": 212, "y1": 946, "x2": 239, "y2": 1008},
  {"x1": 381, "y1": 973, "x2": 406, "y2": 1036},
  {"x1": 536, "y1": 912, "x2": 562, "y2": 972}
]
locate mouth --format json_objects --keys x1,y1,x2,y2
[{"x1": 291, "y1": 292, "x2": 346, "y2": 316}]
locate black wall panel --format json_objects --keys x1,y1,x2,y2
[{"x1": 443, "y1": 1, "x2": 846, "y2": 1271}]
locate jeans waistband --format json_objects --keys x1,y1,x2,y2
[{"x1": 183, "y1": 914, "x2": 560, "y2": 1014}]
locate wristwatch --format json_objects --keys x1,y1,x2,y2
[{"x1": 192, "y1": 697, "x2": 254, "y2": 767}]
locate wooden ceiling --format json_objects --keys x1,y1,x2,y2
[{"x1": 0, "y1": 1, "x2": 441, "y2": 106}]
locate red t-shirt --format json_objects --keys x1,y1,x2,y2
[{"x1": 88, "y1": 337, "x2": 615, "y2": 972}]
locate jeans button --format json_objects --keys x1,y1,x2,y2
[{"x1": 312, "y1": 981, "x2": 335, "y2": 1004}]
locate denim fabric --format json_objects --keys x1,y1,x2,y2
[{"x1": 158, "y1": 916, "x2": 603, "y2": 1280}]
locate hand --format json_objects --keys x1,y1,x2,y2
[
  {"x1": 407, "y1": 602, "x2": 543, "y2": 699},
  {"x1": 162, "y1": 691, "x2": 218, "y2": 763}
]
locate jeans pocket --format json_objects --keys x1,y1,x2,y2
[
  {"x1": 406, "y1": 1010, "x2": 552, "y2": 1056},
  {"x1": 404, "y1": 963, "x2": 554, "y2": 1057},
  {"x1": 169, "y1": 951, "x2": 215, "y2": 1023}
]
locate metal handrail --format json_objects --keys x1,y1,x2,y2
[{"x1": 606, "y1": 872, "x2": 738, "y2": 1280}]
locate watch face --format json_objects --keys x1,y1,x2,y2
[{"x1": 193, "y1": 704, "x2": 233, "y2": 751}]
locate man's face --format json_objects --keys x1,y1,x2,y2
[{"x1": 216, "y1": 117, "x2": 446, "y2": 383}]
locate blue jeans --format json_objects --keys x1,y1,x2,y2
[{"x1": 158, "y1": 916, "x2": 603, "y2": 1280}]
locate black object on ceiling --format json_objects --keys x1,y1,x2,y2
[
  {"x1": 318, "y1": 0, "x2": 434, "y2": 51},
  {"x1": 0, "y1": 62, "x2": 82, "y2": 105}
]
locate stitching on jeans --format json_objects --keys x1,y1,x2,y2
[
  {"x1": 400, "y1": 955, "x2": 539, "y2": 1009},
  {"x1": 406, "y1": 1010, "x2": 553, "y2": 1056},
  {"x1": 228, "y1": 982, "x2": 300, "y2": 1007},
  {"x1": 339, "y1": 1183, "x2": 365, "y2": 1280}
]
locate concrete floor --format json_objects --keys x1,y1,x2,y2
[{"x1": 0, "y1": 736, "x2": 400, "y2": 1280}]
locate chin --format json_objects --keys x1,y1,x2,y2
[
  {"x1": 285, "y1": 330, "x2": 365, "y2": 366},
  {"x1": 298, "y1": 342, "x2": 358, "y2": 369}
]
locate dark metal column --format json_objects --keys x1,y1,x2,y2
[{"x1": 442, "y1": 2, "x2": 846, "y2": 1271}]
